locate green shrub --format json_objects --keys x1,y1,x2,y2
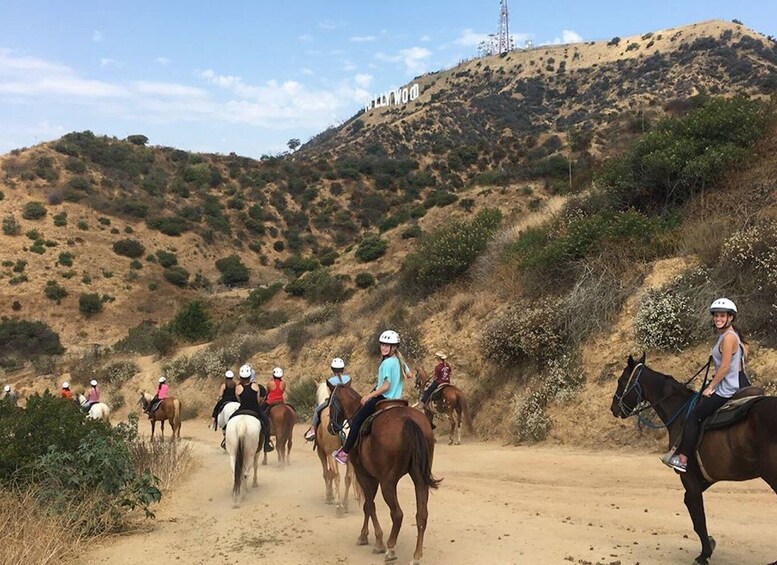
[
  {"x1": 112, "y1": 238, "x2": 145, "y2": 258},
  {"x1": 115, "y1": 321, "x2": 174, "y2": 356},
  {"x1": 284, "y1": 268, "x2": 350, "y2": 303},
  {"x1": 0, "y1": 319, "x2": 64, "y2": 367},
  {"x1": 53, "y1": 211, "x2": 68, "y2": 226},
  {"x1": 155, "y1": 250, "x2": 178, "y2": 268},
  {"x1": 280, "y1": 255, "x2": 318, "y2": 278},
  {"x1": 58, "y1": 252, "x2": 74, "y2": 267},
  {"x1": 401, "y1": 208, "x2": 502, "y2": 297},
  {"x1": 25, "y1": 229, "x2": 40, "y2": 240},
  {"x1": 355, "y1": 272, "x2": 375, "y2": 288},
  {"x1": 77, "y1": 220, "x2": 89, "y2": 230},
  {"x1": 285, "y1": 324, "x2": 311, "y2": 359},
  {"x1": 247, "y1": 309, "x2": 288, "y2": 330},
  {"x1": 100, "y1": 360, "x2": 140, "y2": 384},
  {"x1": 21, "y1": 201, "x2": 47, "y2": 220},
  {"x1": 44, "y1": 280, "x2": 68, "y2": 303},
  {"x1": 168, "y1": 300, "x2": 214, "y2": 342},
  {"x1": 146, "y1": 216, "x2": 191, "y2": 236},
  {"x1": 215, "y1": 255, "x2": 249, "y2": 286},
  {"x1": 12, "y1": 260, "x2": 26, "y2": 273},
  {"x1": 355, "y1": 235, "x2": 388, "y2": 262},
  {"x1": 79, "y1": 293, "x2": 103, "y2": 316},
  {"x1": 423, "y1": 190, "x2": 458, "y2": 209},
  {"x1": 481, "y1": 299, "x2": 567, "y2": 367},
  {"x1": 284, "y1": 377, "x2": 318, "y2": 420},
  {"x1": 2, "y1": 214, "x2": 20, "y2": 236},
  {"x1": 163, "y1": 266, "x2": 190, "y2": 287},
  {"x1": 246, "y1": 282, "x2": 283, "y2": 309}
]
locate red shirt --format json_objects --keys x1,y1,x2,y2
[
  {"x1": 61, "y1": 389, "x2": 72, "y2": 400},
  {"x1": 267, "y1": 378, "x2": 284, "y2": 403},
  {"x1": 434, "y1": 362, "x2": 451, "y2": 384}
]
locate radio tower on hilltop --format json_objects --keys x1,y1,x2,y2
[{"x1": 478, "y1": 0, "x2": 515, "y2": 57}]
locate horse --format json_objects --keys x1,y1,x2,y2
[
  {"x1": 262, "y1": 402, "x2": 296, "y2": 466},
  {"x1": 225, "y1": 413, "x2": 261, "y2": 507},
  {"x1": 314, "y1": 381, "x2": 359, "y2": 516},
  {"x1": 139, "y1": 391, "x2": 182, "y2": 441},
  {"x1": 610, "y1": 353, "x2": 777, "y2": 565},
  {"x1": 414, "y1": 367, "x2": 474, "y2": 445},
  {"x1": 217, "y1": 401, "x2": 240, "y2": 449},
  {"x1": 328, "y1": 382, "x2": 441, "y2": 564},
  {"x1": 77, "y1": 394, "x2": 111, "y2": 424}
]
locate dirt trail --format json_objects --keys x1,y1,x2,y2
[{"x1": 79, "y1": 422, "x2": 776, "y2": 565}]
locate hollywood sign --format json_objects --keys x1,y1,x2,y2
[{"x1": 365, "y1": 83, "x2": 421, "y2": 111}]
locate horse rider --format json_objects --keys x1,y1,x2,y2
[
  {"x1": 210, "y1": 369, "x2": 237, "y2": 430},
  {"x1": 266, "y1": 367, "x2": 286, "y2": 404},
  {"x1": 234, "y1": 364, "x2": 274, "y2": 452},
  {"x1": 333, "y1": 330, "x2": 412, "y2": 465},
  {"x1": 666, "y1": 298, "x2": 748, "y2": 473},
  {"x1": 1, "y1": 384, "x2": 17, "y2": 405},
  {"x1": 60, "y1": 381, "x2": 73, "y2": 401},
  {"x1": 145, "y1": 376, "x2": 169, "y2": 418},
  {"x1": 304, "y1": 357, "x2": 350, "y2": 441},
  {"x1": 83, "y1": 380, "x2": 100, "y2": 411},
  {"x1": 421, "y1": 351, "x2": 452, "y2": 408}
]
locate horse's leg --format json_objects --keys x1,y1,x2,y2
[
  {"x1": 252, "y1": 447, "x2": 259, "y2": 487},
  {"x1": 456, "y1": 404, "x2": 463, "y2": 445},
  {"x1": 332, "y1": 456, "x2": 343, "y2": 517},
  {"x1": 411, "y1": 481, "x2": 430, "y2": 565},
  {"x1": 683, "y1": 479, "x2": 715, "y2": 565},
  {"x1": 150, "y1": 419, "x2": 156, "y2": 441},
  {"x1": 379, "y1": 480, "x2": 403, "y2": 562},
  {"x1": 286, "y1": 428, "x2": 293, "y2": 465},
  {"x1": 160, "y1": 419, "x2": 165, "y2": 441},
  {"x1": 358, "y1": 474, "x2": 383, "y2": 551},
  {"x1": 343, "y1": 460, "x2": 352, "y2": 513},
  {"x1": 448, "y1": 410, "x2": 456, "y2": 446}
]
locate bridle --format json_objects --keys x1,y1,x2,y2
[
  {"x1": 327, "y1": 385, "x2": 346, "y2": 436},
  {"x1": 614, "y1": 363, "x2": 647, "y2": 417}
]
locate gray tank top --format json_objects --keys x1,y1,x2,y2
[{"x1": 710, "y1": 330, "x2": 742, "y2": 398}]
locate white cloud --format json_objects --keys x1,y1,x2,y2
[
  {"x1": 100, "y1": 58, "x2": 117, "y2": 68},
  {"x1": 375, "y1": 46, "x2": 432, "y2": 74},
  {"x1": 132, "y1": 81, "x2": 208, "y2": 98},
  {"x1": 298, "y1": 34, "x2": 313, "y2": 42},
  {"x1": 550, "y1": 30, "x2": 583, "y2": 45},
  {"x1": 350, "y1": 35, "x2": 376, "y2": 43},
  {"x1": 317, "y1": 20, "x2": 339, "y2": 30},
  {"x1": 155, "y1": 57, "x2": 171, "y2": 66},
  {"x1": 92, "y1": 30, "x2": 103, "y2": 43},
  {"x1": 343, "y1": 60, "x2": 357, "y2": 72},
  {"x1": 301, "y1": 68, "x2": 314, "y2": 76},
  {"x1": 354, "y1": 73, "x2": 373, "y2": 88},
  {"x1": 454, "y1": 28, "x2": 491, "y2": 47},
  {"x1": 420, "y1": 35, "x2": 432, "y2": 42}
]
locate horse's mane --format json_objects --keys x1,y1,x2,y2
[
  {"x1": 315, "y1": 381, "x2": 329, "y2": 405},
  {"x1": 643, "y1": 364, "x2": 697, "y2": 395}
]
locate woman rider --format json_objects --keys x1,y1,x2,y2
[
  {"x1": 421, "y1": 351, "x2": 452, "y2": 406},
  {"x1": 145, "y1": 376, "x2": 169, "y2": 418},
  {"x1": 266, "y1": 367, "x2": 286, "y2": 404},
  {"x1": 211, "y1": 369, "x2": 237, "y2": 429},
  {"x1": 234, "y1": 365, "x2": 274, "y2": 453},
  {"x1": 333, "y1": 330, "x2": 411, "y2": 465},
  {"x1": 83, "y1": 380, "x2": 100, "y2": 411},
  {"x1": 666, "y1": 298, "x2": 748, "y2": 472},
  {"x1": 60, "y1": 381, "x2": 73, "y2": 401},
  {"x1": 304, "y1": 357, "x2": 350, "y2": 441}
]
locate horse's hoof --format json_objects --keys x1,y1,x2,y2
[
  {"x1": 372, "y1": 547, "x2": 387, "y2": 555},
  {"x1": 384, "y1": 549, "x2": 397, "y2": 562},
  {"x1": 336, "y1": 506, "x2": 344, "y2": 518},
  {"x1": 356, "y1": 538, "x2": 369, "y2": 546},
  {"x1": 694, "y1": 558, "x2": 708, "y2": 565}
]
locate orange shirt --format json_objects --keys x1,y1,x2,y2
[{"x1": 61, "y1": 389, "x2": 72, "y2": 400}]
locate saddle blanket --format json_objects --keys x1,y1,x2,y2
[{"x1": 702, "y1": 395, "x2": 767, "y2": 431}]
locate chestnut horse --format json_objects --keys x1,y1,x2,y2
[
  {"x1": 314, "y1": 381, "x2": 359, "y2": 516},
  {"x1": 139, "y1": 391, "x2": 182, "y2": 441},
  {"x1": 611, "y1": 354, "x2": 777, "y2": 565},
  {"x1": 414, "y1": 368, "x2": 474, "y2": 445},
  {"x1": 262, "y1": 402, "x2": 296, "y2": 466},
  {"x1": 328, "y1": 382, "x2": 440, "y2": 564}
]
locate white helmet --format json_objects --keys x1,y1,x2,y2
[
  {"x1": 90, "y1": 380, "x2": 98, "y2": 386},
  {"x1": 159, "y1": 376, "x2": 166, "y2": 383},
  {"x1": 225, "y1": 370, "x2": 235, "y2": 379},
  {"x1": 62, "y1": 382, "x2": 70, "y2": 389},
  {"x1": 331, "y1": 357, "x2": 346, "y2": 370},
  {"x1": 272, "y1": 367, "x2": 283, "y2": 378},
  {"x1": 3, "y1": 385, "x2": 10, "y2": 392},
  {"x1": 709, "y1": 298, "x2": 737, "y2": 315},
  {"x1": 239, "y1": 364, "x2": 252, "y2": 379},
  {"x1": 379, "y1": 330, "x2": 400, "y2": 345}
]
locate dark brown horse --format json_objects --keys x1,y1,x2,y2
[
  {"x1": 611, "y1": 354, "x2": 777, "y2": 565},
  {"x1": 414, "y1": 368, "x2": 474, "y2": 445},
  {"x1": 262, "y1": 402, "x2": 296, "y2": 466},
  {"x1": 328, "y1": 382, "x2": 440, "y2": 564},
  {"x1": 139, "y1": 391, "x2": 182, "y2": 441}
]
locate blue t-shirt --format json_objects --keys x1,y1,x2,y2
[{"x1": 377, "y1": 356, "x2": 404, "y2": 400}]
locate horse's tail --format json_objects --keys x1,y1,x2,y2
[
  {"x1": 459, "y1": 392, "x2": 475, "y2": 435},
  {"x1": 404, "y1": 418, "x2": 441, "y2": 490},
  {"x1": 233, "y1": 428, "x2": 245, "y2": 498},
  {"x1": 172, "y1": 398, "x2": 182, "y2": 436}
]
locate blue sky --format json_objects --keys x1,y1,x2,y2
[{"x1": 1, "y1": 0, "x2": 774, "y2": 157}]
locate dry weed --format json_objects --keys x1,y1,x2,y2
[{"x1": 129, "y1": 438, "x2": 195, "y2": 492}]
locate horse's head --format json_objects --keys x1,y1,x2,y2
[
  {"x1": 77, "y1": 393, "x2": 87, "y2": 406},
  {"x1": 327, "y1": 382, "x2": 358, "y2": 436},
  {"x1": 414, "y1": 367, "x2": 428, "y2": 390},
  {"x1": 611, "y1": 353, "x2": 646, "y2": 418},
  {"x1": 138, "y1": 390, "x2": 151, "y2": 408}
]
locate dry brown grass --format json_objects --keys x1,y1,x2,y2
[{"x1": 129, "y1": 437, "x2": 195, "y2": 492}]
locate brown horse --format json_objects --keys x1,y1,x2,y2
[
  {"x1": 328, "y1": 382, "x2": 440, "y2": 564},
  {"x1": 139, "y1": 391, "x2": 182, "y2": 441},
  {"x1": 414, "y1": 367, "x2": 474, "y2": 445},
  {"x1": 316, "y1": 402, "x2": 360, "y2": 516},
  {"x1": 611, "y1": 354, "x2": 777, "y2": 565},
  {"x1": 262, "y1": 402, "x2": 296, "y2": 466}
]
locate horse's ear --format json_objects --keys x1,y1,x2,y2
[
  {"x1": 627, "y1": 354, "x2": 634, "y2": 367},
  {"x1": 638, "y1": 352, "x2": 646, "y2": 365}
]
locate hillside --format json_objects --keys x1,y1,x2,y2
[{"x1": 2, "y1": 19, "x2": 777, "y2": 451}]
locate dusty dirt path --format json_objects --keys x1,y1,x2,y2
[{"x1": 79, "y1": 421, "x2": 777, "y2": 565}]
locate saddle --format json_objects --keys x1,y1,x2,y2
[
  {"x1": 229, "y1": 408, "x2": 261, "y2": 421},
  {"x1": 150, "y1": 399, "x2": 163, "y2": 413},
  {"x1": 266, "y1": 401, "x2": 296, "y2": 413},
  {"x1": 701, "y1": 388, "x2": 766, "y2": 432},
  {"x1": 359, "y1": 400, "x2": 409, "y2": 439},
  {"x1": 430, "y1": 383, "x2": 452, "y2": 403}
]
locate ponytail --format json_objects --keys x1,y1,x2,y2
[{"x1": 395, "y1": 350, "x2": 413, "y2": 379}]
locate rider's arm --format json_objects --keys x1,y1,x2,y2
[
  {"x1": 706, "y1": 333, "x2": 737, "y2": 393},
  {"x1": 365, "y1": 379, "x2": 391, "y2": 401}
]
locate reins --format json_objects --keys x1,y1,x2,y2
[{"x1": 616, "y1": 358, "x2": 712, "y2": 430}]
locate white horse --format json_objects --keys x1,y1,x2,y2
[
  {"x1": 77, "y1": 394, "x2": 111, "y2": 424},
  {"x1": 217, "y1": 401, "x2": 240, "y2": 449},
  {"x1": 225, "y1": 414, "x2": 261, "y2": 507}
]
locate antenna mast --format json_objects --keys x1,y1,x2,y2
[{"x1": 497, "y1": 0, "x2": 512, "y2": 54}]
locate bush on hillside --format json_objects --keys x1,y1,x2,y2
[
  {"x1": 79, "y1": 293, "x2": 103, "y2": 316},
  {"x1": 146, "y1": 216, "x2": 191, "y2": 236},
  {"x1": 355, "y1": 235, "x2": 388, "y2": 262},
  {"x1": 99, "y1": 360, "x2": 140, "y2": 385},
  {"x1": 284, "y1": 377, "x2": 318, "y2": 420},
  {"x1": 401, "y1": 208, "x2": 502, "y2": 297},
  {"x1": 21, "y1": 202, "x2": 47, "y2": 220},
  {"x1": 355, "y1": 272, "x2": 375, "y2": 288},
  {"x1": 2, "y1": 214, "x2": 21, "y2": 236},
  {"x1": 0, "y1": 319, "x2": 64, "y2": 368},
  {"x1": 246, "y1": 282, "x2": 283, "y2": 309},
  {"x1": 115, "y1": 321, "x2": 174, "y2": 356},
  {"x1": 57, "y1": 251, "x2": 74, "y2": 267},
  {"x1": 247, "y1": 309, "x2": 288, "y2": 330},
  {"x1": 163, "y1": 266, "x2": 190, "y2": 287},
  {"x1": 168, "y1": 301, "x2": 213, "y2": 342},
  {"x1": 215, "y1": 255, "x2": 249, "y2": 286},
  {"x1": 112, "y1": 239, "x2": 145, "y2": 258},
  {"x1": 155, "y1": 250, "x2": 178, "y2": 268},
  {"x1": 481, "y1": 299, "x2": 567, "y2": 367},
  {"x1": 284, "y1": 268, "x2": 350, "y2": 303},
  {"x1": 44, "y1": 280, "x2": 68, "y2": 303},
  {"x1": 279, "y1": 255, "x2": 318, "y2": 278}
]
